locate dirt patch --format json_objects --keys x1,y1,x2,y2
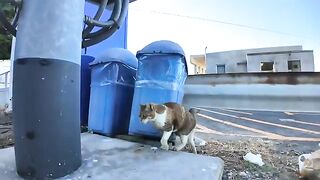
[
  {"x1": 201, "y1": 140, "x2": 299, "y2": 179},
  {"x1": 0, "y1": 111, "x2": 14, "y2": 149},
  {"x1": 181, "y1": 137, "x2": 314, "y2": 180},
  {"x1": 0, "y1": 126, "x2": 14, "y2": 148}
]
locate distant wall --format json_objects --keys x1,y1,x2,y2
[
  {"x1": 247, "y1": 51, "x2": 314, "y2": 72},
  {"x1": 204, "y1": 45, "x2": 313, "y2": 74},
  {"x1": 183, "y1": 72, "x2": 320, "y2": 112},
  {"x1": 206, "y1": 50, "x2": 247, "y2": 73}
]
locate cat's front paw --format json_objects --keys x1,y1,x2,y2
[{"x1": 160, "y1": 144, "x2": 169, "y2": 151}]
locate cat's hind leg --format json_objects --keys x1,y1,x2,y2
[
  {"x1": 173, "y1": 135, "x2": 188, "y2": 151},
  {"x1": 188, "y1": 130, "x2": 197, "y2": 154},
  {"x1": 174, "y1": 135, "x2": 181, "y2": 146}
]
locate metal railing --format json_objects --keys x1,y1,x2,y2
[{"x1": 0, "y1": 71, "x2": 10, "y2": 89}]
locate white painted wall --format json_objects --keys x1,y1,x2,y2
[
  {"x1": 206, "y1": 50, "x2": 247, "y2": 73},
  {"x1": 205, "y1": 45, "x2": 315, "y2": 73},
  {"x1": 247, "y1": 52, "x2": 314, "y2": 72}
]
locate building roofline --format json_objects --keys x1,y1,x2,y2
[
  {"x1": 190, "y1": 55, "x2": 204, "y2": 58},
  {"x1": 247, "y1": 50, "x2": 313, "y2": 56},
  {"x1": 190, "y1": 55, "x2": 204, "y2": 65},
  {"x1": 205, "y1": 45, "x2": 303, "y2": 55}
]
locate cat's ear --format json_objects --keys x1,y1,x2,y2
[
  {"x1": 140, "y1": 104, "x2": 146, "y2": 110},
  {"x1": 155, "y1": 105, "x2": 166, "y2": 114},
  {"x1": 150, "y1": 104, "x2": 155, "y2": 111}
]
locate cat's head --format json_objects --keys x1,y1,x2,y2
[{"x1": 139, "y1": 103, "x2": 166, "y2": 124}]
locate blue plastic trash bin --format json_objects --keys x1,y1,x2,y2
[
  {"x1": 128, "y1": 40, "x2": 188, "y2": 137},
  {"x1": 88, "y1": 48, "x2": 138, "y2": 136},
  {"x1": 81, "y1": 55, "x2": 95, "y2": 126}
]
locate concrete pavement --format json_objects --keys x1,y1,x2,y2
[{"x1": 0, "y1": 133, "x2": 224, "y2": 180}]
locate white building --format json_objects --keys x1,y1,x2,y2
[{"x1": 190, "y1": 45, "x2": 315, "y2": 74}]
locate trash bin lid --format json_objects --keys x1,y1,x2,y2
[
  {"x1": 136, "y1": 40, "x2": 188, "y2": 74},
  {"x1": 90, "y1": 48, "x2": 138, "y2": 69},
  {"x1": 137, "y1": 40, "x2": 185, "y2": 57}
]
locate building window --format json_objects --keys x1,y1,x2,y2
[
  {"x1": 260, "y1": 62, "x2": 274, "y2": 72},
  {"x1": 237, "y1": 62, "x2": 248, "y2": 72},
  {"x1": 288, "y1": 60, "x2": 301, "y2": 72},
  {"x1": 217, "y1": 64, "x2": 226, "y2": 74}
]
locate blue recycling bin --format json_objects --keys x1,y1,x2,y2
[
  {"x1": 128, "y1": 40, "x2": 188, "y2": 137},
  {"x1": 88, "y1": 48, "x2": 138, "y2": 136},
  {"x1": 81, "y1": 55, "x2": 95, "y2": 126}
]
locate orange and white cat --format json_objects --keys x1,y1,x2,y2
[{"x1": 139, "y1": 102, "x2": 198, "y2": 154}]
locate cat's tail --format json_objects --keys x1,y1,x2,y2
[{"x1": 189, "y1": 108, "x2": 200, "y2": 115}]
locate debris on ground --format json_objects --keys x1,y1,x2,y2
[
  {"x1": 299, "y1": 149, "x2": 320, "y2": 180},
  {"x1": 151, "y1": 147, "x2": 158, "y2": 151},
  {"x1": 239, "y1": 171, "x2": 247, "y2": 177},
  {"x1": 0, "y1": 111, "x2": 14, "y2": 149},
  {"x1": 243, "y1": 152, "x2": 265, "y2": 166},
  {"x1": 181, "y1": 138, "x2": 307, "y2": 180},
  {"x1": 194, "y1": 136, "x2": 207, "y2": 147},
  {"x1": 299, "y1": 154, "x2": 311, "y2": 175}
]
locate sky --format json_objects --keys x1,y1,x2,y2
[{"x1": 127, "y1": 0, "x2": 320, "y2": 74}]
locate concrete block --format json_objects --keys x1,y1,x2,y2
[{"x1": 0, "y1": 133, "x2": 224, "y2": 180}]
